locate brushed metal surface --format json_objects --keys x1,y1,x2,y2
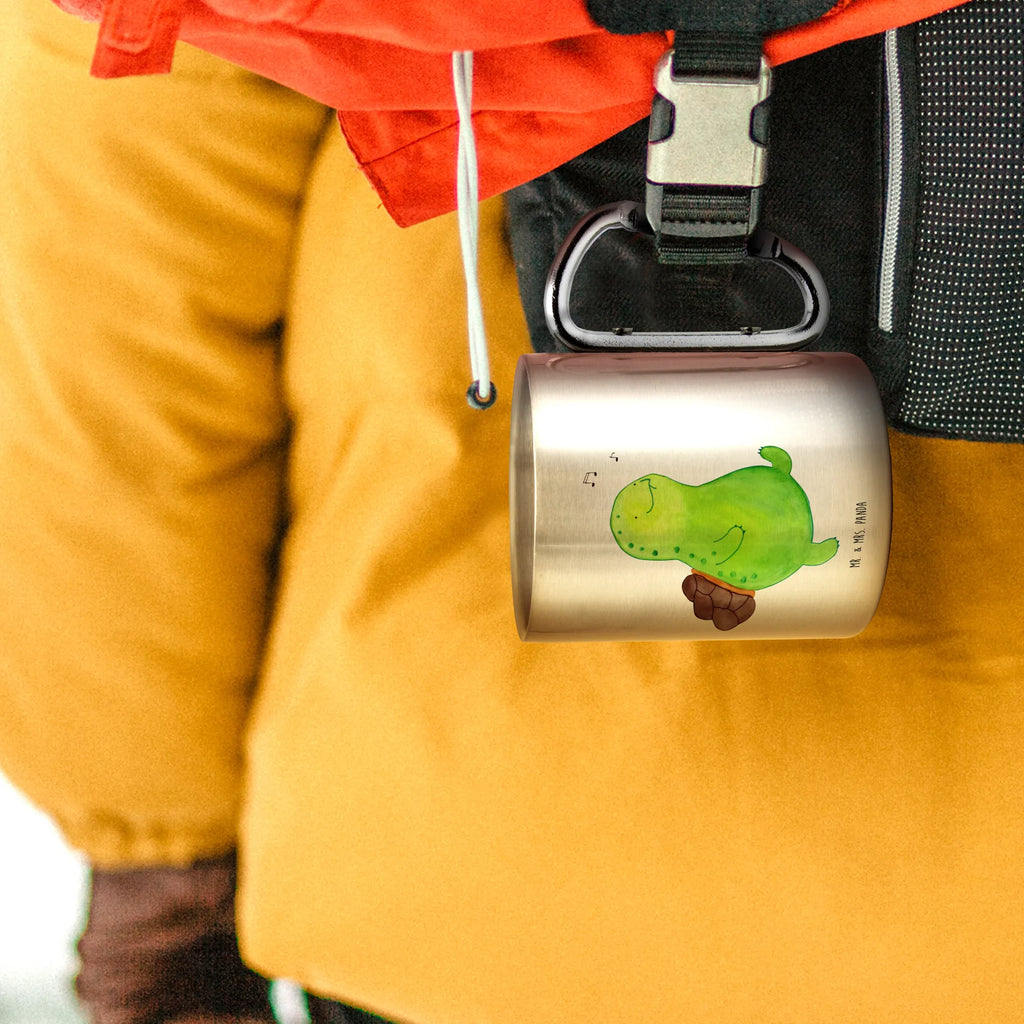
[
  {"x1": 510, "y1": 351, "x2": 892, "y2": 641},
  {"x1": 646, "y1": 52, "x2": 771, "y2": 189}
]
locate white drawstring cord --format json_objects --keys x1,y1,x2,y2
[{"x1": 452, "y1": 51, "x2": 496, "y2": 408}]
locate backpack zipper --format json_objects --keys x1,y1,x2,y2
[{"x1": 877, "y1": 27, "x2": 904, "y2": 334}]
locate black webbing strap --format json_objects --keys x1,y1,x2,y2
[
  {"x1": 655, "y1": 188, "x2": 754, "y2": 264},
  {"x1": 582, "y1": 0, "x2": 836, "y2": 36},
  {"x1": 671, "y1": 30, "x2": 761, "y2": 77}
]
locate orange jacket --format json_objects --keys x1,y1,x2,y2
[{"x1": 57, "y1": 0, "x2": 973, "y2": 225}]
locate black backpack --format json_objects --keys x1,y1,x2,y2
[{"x1": 507, "y1": 0, "x2": 1024, "y2": 444}]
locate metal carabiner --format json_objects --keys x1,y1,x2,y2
[{"x1": 543, "y1": 201, "x2": 829, "y2": 353}]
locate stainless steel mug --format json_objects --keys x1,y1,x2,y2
[{"x1": 509, "y1": 350, "x2": 891, "y2": 641}]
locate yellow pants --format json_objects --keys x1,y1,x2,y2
[{"x1": 3, "y1": 4, "x2": 1024, "y2": 1023}]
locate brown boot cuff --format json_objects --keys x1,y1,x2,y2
[{"x1": 75, "y1": 851, "x2": 274, "y2": 1024}]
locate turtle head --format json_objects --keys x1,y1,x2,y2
[{"x1": 610, "y1": 475, "x2": 685, "y2": 560}]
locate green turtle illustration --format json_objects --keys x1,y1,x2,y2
[{"x1": 610, "y1": 446, "x2": 838, "y2": 631}]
